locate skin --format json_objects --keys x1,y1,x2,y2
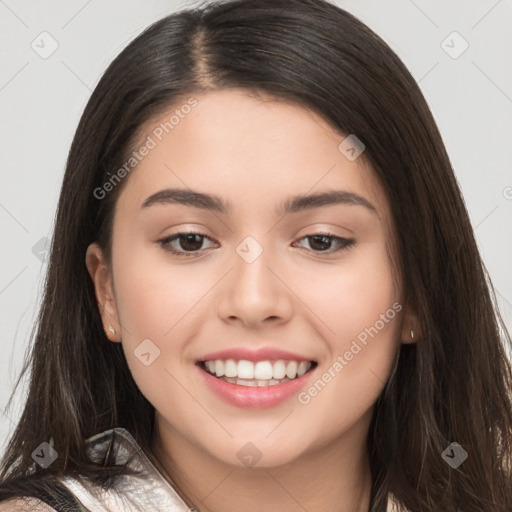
[{"x1": 86, "y1": 89, "x2": 419, "y2": 512}]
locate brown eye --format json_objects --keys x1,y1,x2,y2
[
  {"x1": 158, "y1": 232, "x2": 216, "y2": 257},
  {"x1": 294, "y1": 234, "x2": 355, "y2": 253},
  {"x1": 176, "y1": 233, "x2": 204, "y2": 251}
]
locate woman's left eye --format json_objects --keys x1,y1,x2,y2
[
  {"x1": 157, "y1": 231, "x2": 355, "y2": 257},
  {"x1": 292, "y1": 233, "x2": 355, "y2": 253}
]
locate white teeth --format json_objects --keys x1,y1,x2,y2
[
  {"x1": 297, "y1": 361, "x2": 309, "y2": 377},
  {"x1": 214, "y1": 360, "x2": 225, "y2": 377},
  {"x1": 228, "y1": 377, "x2": 292, "y2": 387},
  {"x1": 236, "y1": 378, "x2": 257, "y2": 387},
  {"x1": 237, "y1": 360, "x2": 254, "y2": 379},
  {"x1": 254, "y1": 361, "x2": 273, "y2": 380},
  {"x1": 203, "y1": 358, "x2": 314, "y2": 383},
  {"x1": 286, "y1": 361, "x2": 298, "y2": 379},
  {"x1": 272, "y1": 360, "x2": 286, "y2": 379},
  {"x1": 224, "y1": 359, "x2": 238, "y2": 378}
]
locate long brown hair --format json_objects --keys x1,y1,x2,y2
[{"x1": 1, "y1": 0, "x2": 511, "y2": 510}]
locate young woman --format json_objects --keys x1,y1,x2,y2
[{"x1": 1, "y1": 0, "x2": 511, "y2": 510}]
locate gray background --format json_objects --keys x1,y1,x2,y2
[{"x1": 1, "y1": 0, "x2": 511, "y2": 451}]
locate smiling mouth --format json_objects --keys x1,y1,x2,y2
[{"x1": 197, "y1": 358, "x2": 317, "y2": 387}]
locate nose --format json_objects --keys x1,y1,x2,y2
[{"x1": 216, "y1": 242, "x2": 294, "y2": 329}]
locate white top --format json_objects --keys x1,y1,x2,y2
[
  {"x1": 1, "y1": 427, "x2": 404, "y2": 511},
  {"x1": 58, "y1": 428, "x2": 195, "y2": 512}
]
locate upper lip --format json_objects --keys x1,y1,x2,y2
[{"x1": 198, "y1": 347, "x2": 315, "y2": 363}]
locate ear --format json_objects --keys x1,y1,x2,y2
[
  {"x1": 85, "y1": 242, "x2": 122, "y2": 343},
  {"x1": 399, "y1": 302, "x2": 420, "y2": 344}
]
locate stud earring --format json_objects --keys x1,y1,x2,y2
[
  {"x1": 108, "y1": 325, "x2": 115, "y2": 335},
  {"x1": 410, "y1": 329, "x2": 414, "y2": 340}
]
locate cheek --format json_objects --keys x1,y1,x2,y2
[
  {"x1": 299, "y1": 240, "x2": 400, "y2": 347},
  {"x1": 110, "y1": 254, "x2": 196, "y2": 415},
  {"x1": 110, "y1": 243, "x2": 218, "y2": 399},
  {"x1": 111, "y1": 241, "x2": 211, "y2": 339},
  {"x1": 292, "y1": 242, "x2": 401, "y2": 415}
]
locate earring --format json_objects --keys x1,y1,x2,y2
[
  {"x1": 410, "y1": 329, "x2": 414, "y2": 340},
  {"x1": 108, "y1": 325, "x2": 115, "y2": 335}
]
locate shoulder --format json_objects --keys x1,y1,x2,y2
[{"x1": 0, "y1": 497, "x2": 57, "y2": 511}]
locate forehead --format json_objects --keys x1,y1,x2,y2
[{"x1": 115, "y1": 88, "x2": 390, "y2": 222}]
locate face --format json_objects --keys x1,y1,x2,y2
[{"x1": 87, "y1": 89, "x2": 416, "y2": 469}]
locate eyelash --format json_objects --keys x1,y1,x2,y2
[{"x1": 157, "y1": 231, "x2": 355, "y2": 258}]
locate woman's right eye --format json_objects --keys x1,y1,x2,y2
[{"x1": 157, "y1": 232, "x2": 217, "y2": 257}]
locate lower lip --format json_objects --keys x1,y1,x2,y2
[{"x1": 197, "y1": 364, "x2": 315, "y2": 408}]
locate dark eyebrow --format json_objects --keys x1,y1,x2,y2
[
  {"x1": 277, "y1": 190, "x2": 378, "y2": 217},
  {"x1": 141, "y1": 188, "x2": 230, "y2": 213},
  {"x1": 140, "y1": 188, "x2": 378, "y2": 217}
]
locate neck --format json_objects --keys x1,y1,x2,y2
[{"x1": 150, "y1": 414, "x2": 374, "y2": 512}]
